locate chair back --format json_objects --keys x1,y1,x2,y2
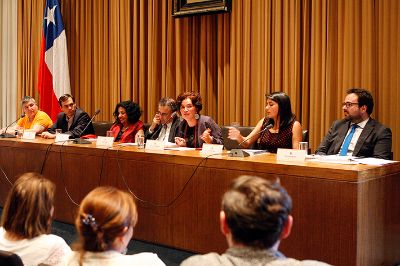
[
  {"x1": 0, "y1": 250, "x2": 24, "y2": 266},
  {"x1": 222, "y1": 126, "x2": 255, "y2": 150}
]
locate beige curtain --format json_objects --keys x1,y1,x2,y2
[
  {"x1": 0, "y1": 0, "x2": 18, "y2": 128},
  {"x1": 17, "y1": 0, "x2": 400, "y2": 159}
]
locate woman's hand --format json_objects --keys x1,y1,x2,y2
[
  {"x1": 228, "y1": 127, "x2": 242, "y2": 141},
  {"x1": 200, "y1": 128, "x2": 213, "y2": 144},
  {"x1": 175, "y1": 137, "x2": 187, "y2": 147}
]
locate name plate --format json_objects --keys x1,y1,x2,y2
[
  {"x1": 22, "y1": 130, "x2": 36, "y2": 140},
  {"x1": 201, "y1": 143, "x2": 223, "y2": 155},
  {"x1": 96, "y1": 136, "x2": 114, "y2": 148},
  {"x1": 145, "y1": 140, "x2": 165, "y2": 151},
  {"x1": 277, "y1": 148, "x2": 306, "y2": 161},
  {"x1": 55, "y1": 133, "x2": 70, "y2": 143}
]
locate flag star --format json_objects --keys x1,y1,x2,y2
[{"x1": 45, "y1": 5, "x2": 57, "y2": 26}]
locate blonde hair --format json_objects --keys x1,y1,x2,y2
[
  {"x1": 75, "y1": 186, "x2": 137, "y2": 255},
  {"x1": 1, "y1": 172, "x2": 55, "y2": 238}
]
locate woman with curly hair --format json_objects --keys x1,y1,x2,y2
[{"x1": 109, "y1": 100, "x2": 144, "y2": 143}]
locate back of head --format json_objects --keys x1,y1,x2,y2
[
  {"x1": 346, "y1": 88, "x2": 374, "y2": 115},
  {"x1": 0, "y1": 173, "x2": 55, "y2": 239},
  {"x1": 75, "y1": 186, "x2": 138, "y2": 252},
  {"x1": 222, "y1": 175, "x2": 292, "y2": 249}
]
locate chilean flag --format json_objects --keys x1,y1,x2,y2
[{"x1": 37, "y1": 0, "x2": 71, "y2": 121}]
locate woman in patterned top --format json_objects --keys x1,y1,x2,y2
[{"x1": 228, "y1": 92, "x2": 303, "y2": 153}]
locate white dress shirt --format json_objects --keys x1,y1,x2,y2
[{"x1": 339, "y1": 118, "x2": 369, "y2": 156}]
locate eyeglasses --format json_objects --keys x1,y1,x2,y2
[{"x1": 342, "y1": 102, "x2": 359, "y2": 108}]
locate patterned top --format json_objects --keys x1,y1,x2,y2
[{"x1": 259, "y1": 118, "x2": 294, "y2": 153}]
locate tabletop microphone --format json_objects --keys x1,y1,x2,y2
[
  {"x1": 73, "y1": 109, "x2": 100, "y2": 144},
  {"x1": 230, "y1": 122, "x2": 274, "y2": 157},
  {"x1": 0, "y1": 114, "x2": 26, "y2": 138},
  {"x1": 150, "y1": 112, "x2": 176, "y2": 140},
  {"x1": 238, "y1": 123, "x2": 274, "y2": 147}
]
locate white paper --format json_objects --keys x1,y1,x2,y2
[
  {"x1": 55, "y1": 133, "x2": 70, "y2": 142},
  {"x1": 352, "y1": 157, "x2": 396, "y2": 166},
  {"x1": 306, "y1": 155, "x2": 359, "y2": 164},
  {"x1": 277, "y1": 148, "x2": 307, "y2": 161},
  {"x1": 201, "y1": 144, "x2": 223, "y2": 155},
  {"x1": 145, "y1": 140, "x2": 165, "y2": 151},
  {"x1": 164, "y1": 147, "x2": 196, "y2": 151},
  {"x1": 22, "y1": 130, "x2": 36, "y2": 140},
  {"x1": 96, "y1": 136, "x2": 114, "y2": 148}
]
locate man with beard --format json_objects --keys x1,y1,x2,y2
[
  {"x1": 41, "y1": 94, "x2": 94, "y2": 139},
  {"x1": 315, "y1": 88, "x2": 392, "y2": 159}
]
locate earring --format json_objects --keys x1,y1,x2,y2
[{"x1": 194, "y1": 113, "x2": 200, "y2": 120}]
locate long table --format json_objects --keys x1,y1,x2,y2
[{"x1": 0, "y1": 138, "x2": 399, "y2": 265}]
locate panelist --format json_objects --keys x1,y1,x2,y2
[
  {"x1": 0, "y1": 173, "x2": 71, "y2": 265},
  {"x1": 0, "y1": 96, "x2": 53, "y2": 135},
  {"x1": 145, "y1": 97, "x2": 180, "y2": 143},
  {"x1": 174, "y1": 91, "x2": 223, "y2": 148},
  {"x1": 181, "y1": 175, "x2": 329, "y2": 265},
  {"x1": 228, "y1": 92, "x2": 302, "y2": 152},
  {"x1": 316, "y1": 88, "x2": 392, "y2": 159},
  {"x1": 109, "y1": 100, "x2": 144, "y2": 143},
  {"x1": 41, "y1": 94, "x2": 95, "y2": 139},
  {"x1": 64, "y1": 186, "x2": 165, "y2": 265}
]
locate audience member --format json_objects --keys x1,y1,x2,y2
[
  {"x1": 181, "y1": 175, "x2": 330, "y2": 266},
  {"x1": 175, "y1": 92, "x2": 223, "y2": 148},
  {"x1": 63, "y1": 186, "x2": 165, "y2": 265},
  {"x1": 228, "y1": 92, "x2": 302, "y2": 152},
  {"x1": 145, "y1": 97, "x2": 181, "y2": 143},
  {"x1": 0, "y1": 172, "x2": 71, "y2": 266},
  {"x1": 316, "y1": 88, "x2": 392, "y2": 159},
  {"x1": 41, "y1": 94, "x2": 95, "y2": 139}
]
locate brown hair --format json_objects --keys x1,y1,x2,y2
[
  {"x1": 58, "y1": 94, "x2": 75, "y2": 107},
  {"x1": 74, "y1": 187, "x2": 138, "y2": 255},
  {"x1": 0, "y1": 172, "x2": 55, "y2": 239},
  {"x1": 176, "y1": 91, "x2": 203, "y2": 114},
  {"x1": 222, "y1": 175, "x2": 292, "y2": 249}
]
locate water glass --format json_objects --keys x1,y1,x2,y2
[
  {"x1": 298, "y1": 142, "x2": 309, "y2": 151},
  {"x1": 106, "y1": 130, "x2": 114, "y2": 138},
  {"x1": 137, "y1": 136, "x2": 145, "y2": 149},
  {"x1": 17, "y1": 128, "x2": 24, "y2": 138}
]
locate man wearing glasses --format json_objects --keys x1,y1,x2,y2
[
  {"x1": 316, "y1": 88, "x2": 392, "y2": 159},
  {"x1": 145, "y1": 97, "x2": 180, "y2": 143}
]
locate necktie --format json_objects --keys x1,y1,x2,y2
[{"x1": 339, "y1": 124, "x2": 358, "y2": 156}]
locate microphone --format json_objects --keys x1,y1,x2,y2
[
  {"x1": 229, "y1": 122, "x2": 274, "y2": 158},
  {"x1": 150, "y1": 112, "x2": 176, "y2": 140},
  {"x1": 73, "y1": 109, "x2": 100, "y2": 144},
  {"x1": 238, "y1": 123, "x2": 274, "y2": 147},
  {"x1": 0, "y1": 114, "x2": 26, "y2": 138}
]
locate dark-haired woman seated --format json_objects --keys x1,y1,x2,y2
[
  {"x1": 109, "y1": 100, "x2": 144, "y2": 143},
  {"x1": 0, "y1": 173, "x2": 71, "y2": 265},
  {"x1": 174, "y1": 92, "x2": 223, "y2": 148},
  {"x1": 228, "y1": 92, "x2": 302, "y2": 152}
]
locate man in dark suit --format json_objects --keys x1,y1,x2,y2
[
  {"x1": 145, "y1": 97, "x2": 180, "y2": 143},
  {"x1": 41, "y1": 94, "x2": 94, "y2": 139},
  {"x1": 316, "y1": 88, "x2": 392, "y2": 159}
]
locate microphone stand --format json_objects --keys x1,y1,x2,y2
[
  {"x1": 229, "y1": 123, "x2": 274, "y2": 157},
  {"x1": 73, "y1": 110, "x2": 100, "y2": 144},
  {"x1": 0, "y1": 114, "x2": 26, "y2": 138}
]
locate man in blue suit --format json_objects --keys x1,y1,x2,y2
[{"x1": 316, "y1": 88, "x2": 392, "y2": 159}]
